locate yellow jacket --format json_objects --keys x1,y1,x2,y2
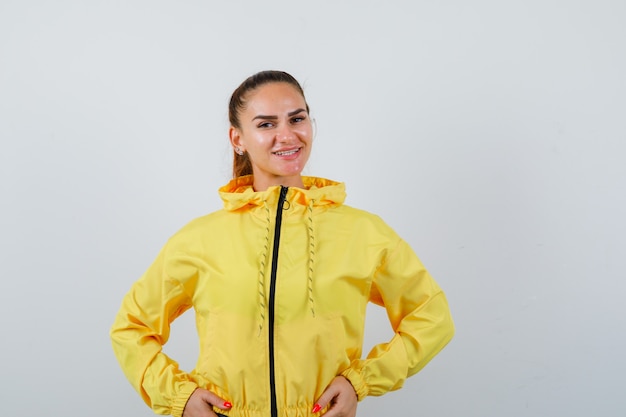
[{"x1": 110, "y1": 176, "x2": 454, "y2": 417}]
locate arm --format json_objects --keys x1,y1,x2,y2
[
  {"x1": 341, "y1": 238, "x2": 455, "y2": 400},
  {"x1": 110, "y1": 246, "x2": 199, "y2": 417}
]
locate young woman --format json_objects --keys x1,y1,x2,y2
[{"x1": 110, "y1": 70, "x2": 454, "y2": 417}]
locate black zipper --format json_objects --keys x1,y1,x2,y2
[{"x1": 269, "y1": 185, "x2": 289, "y2": 417}]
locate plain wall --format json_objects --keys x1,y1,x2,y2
[{"x1": 1, "y1": 1, "x2": 625, "y2": 416}]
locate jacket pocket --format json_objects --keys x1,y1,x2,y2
[
  {"x1": 274, "y1": 313, "x2": 351, "y2": 403},
  {"x1": 196, "y1": 311, "x2": 268, "y2": 409}
]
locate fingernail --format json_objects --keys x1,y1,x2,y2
[
  {"x1": 312, "y1": 404, "x2": 322, "y2": 413},
  {"x1": 224, "y1": 401, "x2": 232, "y2": 408}
]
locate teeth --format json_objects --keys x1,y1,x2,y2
[{"x1": 274, "y1": 149, "x2": 298, "y2": 156}]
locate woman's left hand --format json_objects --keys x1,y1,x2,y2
[{"x1": 312, "y1": 375, "x2": 357, "y2": 416}]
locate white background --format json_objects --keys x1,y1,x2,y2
[{"x1": 1, "y1": 1, "x2": 625, "y2": 416}]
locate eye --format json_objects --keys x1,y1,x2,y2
[
  {"x1": 290, "y1": 115, "x2": 307, "y2": 124},
  {"x1": 257, "y1": 121, "x2": 274, "y2": 129}
]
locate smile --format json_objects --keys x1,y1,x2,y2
[{"x1": 273, "y1": 148, "x2": 300, "y2": 156}]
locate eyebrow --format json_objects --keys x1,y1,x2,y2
[{"x1": 252, "y1": 108, "x2": 307, "y2": 121}]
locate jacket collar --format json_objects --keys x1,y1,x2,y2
[{"x1": 218, "y1": 175, "x2": 346, "y2": 211}]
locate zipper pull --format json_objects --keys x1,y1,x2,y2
[{"x1": 279, "y1": 186, "x2": 290, "y2": 210}]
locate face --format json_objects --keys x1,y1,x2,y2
[{"x1": 230, "y1": 82, "x2": 313, "y2": 191}]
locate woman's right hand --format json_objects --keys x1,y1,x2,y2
[{"x1": 182, "y1": 388, "x2": 233, "y2": 417}]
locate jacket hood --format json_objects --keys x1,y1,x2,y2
[{"x1": 218, "y1": 175, "x2": 346, "y2": 211}]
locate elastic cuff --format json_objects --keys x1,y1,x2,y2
[
  {"x1": 171, "y1": 381, "x2": 199, "y2": 417},
  {"x1": 340, "y1": 368, "x2": 369, "y2": 401}
]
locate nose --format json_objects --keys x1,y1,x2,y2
[{"x1": 275, "y1": 123, "x2": 296, "y2": 142}]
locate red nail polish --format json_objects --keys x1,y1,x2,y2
[
  {"x1": 224, "y1": 401, "x2": 232, "y2": 408},
  {"x1": 312, "y1": 404, "x2": 322, "y2": 413}
]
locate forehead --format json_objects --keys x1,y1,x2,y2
[{"x1": 244, "y1": 82, "x2": 306, "y2": 113}]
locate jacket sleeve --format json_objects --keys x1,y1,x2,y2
[
  {"x1": 341, "y1": 238, "x2": 454, "y2": 400},
  {"x1": 110, "y1": 244, "x2": 199, "y2": 417}
]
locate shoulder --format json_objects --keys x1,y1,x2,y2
[
  {"x1": 337, "y1": 203, "x2": 390, "y2": 223},
  {"x1": 180, "y1": 209, "x2": 230, "y2": 230},
  {"x1": 164, "y1": 209, "x2": 231, "y2": 249},
  {"x1": 328, "y1": 204, "x2": 401, "y2": 241}
]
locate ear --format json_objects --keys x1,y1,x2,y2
[{"x1": 229, "y1": 126, "x2": 244, "y2": 152}]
